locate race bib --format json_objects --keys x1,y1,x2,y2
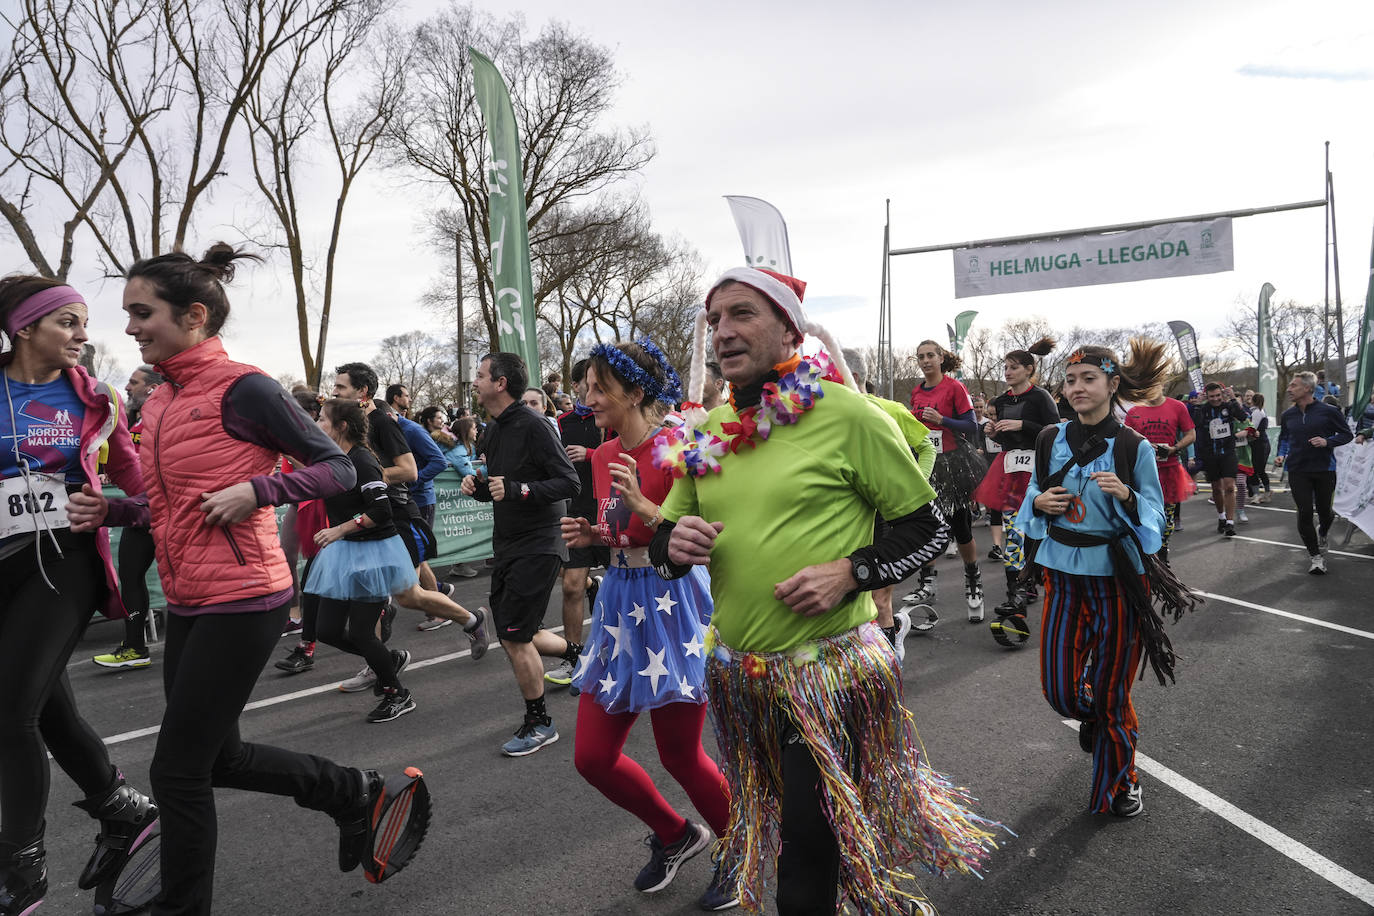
[
  {"x1": 926, "y1": 429, "x2": 943, "y2": 450},
  {"x1": 1004, "y1": 449, "x2": 1034, "y2": 473},
  {"x1": 985, "y1": 438, "x2": 1003, "y2": 454},
  {"x1": 1209, "y1": 418, "x2": 1230, "y2": 440},
  {"x1": 0, "y1": 473, "x2": 72, "y2": 541}
]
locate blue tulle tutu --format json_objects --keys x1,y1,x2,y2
[
  {"x1": 571, "y1": 563, "x2": 713, "y2": 714},
  {"x1": 304, "y1": 536, "x2": 418, "y2": 601}
]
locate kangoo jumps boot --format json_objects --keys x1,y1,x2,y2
[
  {"x1": 73, "y1": 777, "x2": 159, "y2": 890},
  {"x1": 0, "y1": 838, "x2": 46, "y2": 916}
]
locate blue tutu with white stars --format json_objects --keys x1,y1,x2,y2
[{"x1": 571, "y1": 562, "x2": 714, "y2": 714}]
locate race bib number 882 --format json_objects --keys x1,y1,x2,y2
[{"x1": 0, "y1": 473, "x2": 72, "y2": 541}]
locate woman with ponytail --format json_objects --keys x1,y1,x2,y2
[
  {"x1": 975, "y1": 337, "x2": 1060, "y2": 643},
  {"x1": 67, "y1": 243, "x2": 430, "y2": 912},
  {"x1": 904, "y1": 339, "x2": 987, "y2": 627},
  {"x1": 1017, "y1": 342, "x2": 1197, "y2": 818},
  {"x1": 1124, "y1": 340, "x2": 1196, "y2": 563},
  {"x1": 0, "y1": 276, "x2": 157, "y2": 915}
]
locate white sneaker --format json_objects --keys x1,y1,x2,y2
[
  {"x1": 965, "y1": 574, "x2": 985, "y2": 622},
  {"x1": 338, "y1": 664, "x2": 377, "y2": 693},
  {"x1": 1308, "y1": 554, "x2": 1326, "y2": 575},
  {"x1": 892, "y1": 607, "x2": 911, "y2": 666},
  {"x1": 1237, "y1": 510, "x2": 1249, "y2": 523}
]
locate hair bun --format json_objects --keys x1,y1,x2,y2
[{"x1": 199, "y1": 242, "x2": 255, "y2": 284}]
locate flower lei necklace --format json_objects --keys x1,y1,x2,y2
[{"x1": 652, "y1": 351, "x2": 842, "y2": 479}]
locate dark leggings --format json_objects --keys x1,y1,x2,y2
[
  {"x1": 316, "y1": 598, "x2": 398, "y2": 689},
  {"x1": 775, "y1": 717, "x2": 859, "y2": 916},
  {"x1": 117, "y1": 526, "x2": 157, "y2": 652},
  {"x1": 1288, "y1": 471, "x2": 1336, "y2": 556},
  {"x1": 299, "y1": 555, "x2": 320, "y2": 642},
  {"x1": 151, "y1": 601, "x2": 358, "y2": 915},
  {"x1": 948, "y1": 504, "x2": 973, "y2": 545},
  {"x1": 0, "y1": 536, "x2": 117, "y2": 847}
]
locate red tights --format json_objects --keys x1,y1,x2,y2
[{"x1": 574, "y1": 693, "x2": 730, "y2": 842}]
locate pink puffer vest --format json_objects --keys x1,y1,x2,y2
[{"x1": 141, "y1": 337, "x2": 291, "y2": 606}]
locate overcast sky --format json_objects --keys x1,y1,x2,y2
[{"x1": 15, "y1": 0, "x2": 1374, "y2": 386}]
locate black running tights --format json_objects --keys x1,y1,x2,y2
[
  {"x1": 775, "y1": 718, "x2": 860, "y2": 915},
  {"x1": 151, "y1": 600, "x2": 359, "y2": 916},
  {"x1": 316, "y1": 597, "x2": 399, "y2": 689},
  {"x1": 117, "y1": 526, "x2": 156, "y2": 652},
  {"x1": 1288, "y1": 471, "x2": 1336, "y2": 556},
  {"x1": 0, "y1": 537, "x2": 116, "y2": 847}
]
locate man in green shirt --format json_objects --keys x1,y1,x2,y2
[{"x1": 648, "y1": 267, "x2": 998, "y2": 914}]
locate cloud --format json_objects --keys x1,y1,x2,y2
[{"x1": 1237, "y1": 63, "x2": 1373, "y2": 81}]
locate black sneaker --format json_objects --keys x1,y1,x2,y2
[
  {"x1": 987, "y1": 545, "x2": 1004, "y2": 562},
  {"x1": 634, "y1": 821, "x2": 711, "y2": 893},
  {"x1": 367, "y1": 688, "x2": 417, "y2": 723},
  {"x1": 698, "y1": 854, "x2": 740, "y2": 910},
  {"x1": 275, "y1": 645, "x2": 314, "y2": 674},
  {"x1": 379, "y1": 600, "x2": 398, "y2": 644},
  {"x1": 391, "y1": 648, "x2": 412, "y2": 678},
  {"x1": 587, "y1": 574, "x2": 602, "y2": 609},
  {"x1": 1216, "y1": 518, "x2": 1226, "y2": 534},
  {"x1": 1224, "y1": 523, "x2": 1236, "y2": 538},
  {"x1": 1111, "y1": 783, "x2": 1144, "y2": 818},
  {"x1": 1078, "y1": 721, "x2": 1095, "y2": 753}
]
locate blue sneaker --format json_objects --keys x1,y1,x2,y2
[
  {"x1": 697, "y1": 853, "x2": 740, "y2": 910},
  {"x1": 635, "y1": 821, "x2": 710, "y2": 893},
  {"x1": 500, "y1": 718, "x2": 558, "y2": 757}
]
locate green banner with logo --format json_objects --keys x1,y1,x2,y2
[
  {"x1": 953, "y1": 310, "x2": 978, "y2": 356},
  {"x1": 1256, "y1": 282, "x2": 1279, "y2": 449},
  {"x1": 1352, "y1": 220, "x2": 1374, "y2": 430},
  {"x1": 103, "y1": 470, "x2": 494, "y2": 614},
  {"x1": 470, "y1": 48, "x2": 540, "y2": 380}
]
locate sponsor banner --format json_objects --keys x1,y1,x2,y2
[
  {"x1": 1167, "y1": 320, "x2": 1205, "y2": 394},
  {"x1": 470, "y1": 48, "x2": 540, "y2": 380},
  {"x1": 1350, "y1": 219, "x2": 1374, "y2": 426},
  {"x1": 953, "y1": 218, "x2": 1233, "y2": 298},
  {"x1": 725, "y1": 196, "x2": 793, "y2": 276},
  {"x1": 1334, "y1": 442, "x2": 1374, "y2": 541},
  {"x1": 104, "y1": 470, "x2": 494, "y2": 610}
]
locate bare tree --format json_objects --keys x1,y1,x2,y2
[
  {"x1": 1222, "y1": 297, "x2": 1360, "y2": 394},
  {"x1": 243, "y1": 0, "x2": 402, "y2": 387},
  {"x1": 0, "y1": 0, "x2": 351, "y2": 278},
  {"x1": 386, "y1": 5, "x2": 653, "y2": 350},
  {"x1": 371, "y1": 330, "x2": 458, "y2": 409}
]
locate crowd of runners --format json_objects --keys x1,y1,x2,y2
[{"x1": 0, "y1": 251, "x2": 1365, "y2": 915}]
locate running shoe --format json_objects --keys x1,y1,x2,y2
[
  {"x1": 634, "y1": 821, "x2": 711, "y2": 893},
  {"x1": 0, "y1": 839, "x2": 46, "y2": 916},
  {"x1": 1309, "y1": 554, "x2": 1327, "y2": 575},
  {"x1": 93, "y1": 645, "x2": 152, "y2": 670},
  {"x1": 500, "y1": 718, "x2": 559, "y2": 757},
  {"x1": 943, "y1": 541, "x2": 957, "y2": 559},
  {"x1": 391, "y1": 648, "x2": 411, "y2": 678},
  {"x1": 697, "y1": 853, "x2": 740, "y2": 910},
  {"x1": 1110, "y1": 783, "x2": 1144, "y2": 818},
  {"x1": 438, "y1": 582, "x2": 457, "y2": 599},
  {"x1": 893, "y1": 607, "x2": 912, "y2": 660},
  {"x1": 379, "y1": 600, "x2": 398, "y2": 644},
  {"x1": 466, "y1": 607, "x2": 490, "y2": 661},
  {"x1": 367, "y1": 688, "x2": 417, "y2": 724},
  {"x1": 544, "y1": 659, "x2": 575, "y2": 686},
  {"x1": 280, "y1": 617, "x2": 303, "y2": 638},
  {"x1": 339, "y1": 664, "x2": 377, "y2": 693},
  {"x1": 965, "y1": 573, "x2": 984, "y2": 623},
  {"x1": 275, "y1": 645, "x2": 314, "y2": 674},
  {"x1": 1223, "y1": 523, "x2": 1236, "y2": 538},
  {"x1": 587, "y1": 573, "x2": 603, "y2": 609},
  {"x1": 417, "y1": 615, "x2": 453, "y2": 631},
  {"x1": 1237, "y1": 510, "x2": 1249, "y2": 523},
  {"x1": 448, "y1": 562, "x2": 481, "y2": 578},
  {"x1": 1318, "y1": 531, "x2": 1329, "y2": 550},
  {"x1": 1216, "y1": 518, "x2": 1226, "y2": 534},
  {"x1": 987, "y1": 545, "x2": 1004, "y2": 562}
]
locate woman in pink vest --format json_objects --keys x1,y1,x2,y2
[{"x1": 68, "y1": 244, "x2": 430, "y2": 914}]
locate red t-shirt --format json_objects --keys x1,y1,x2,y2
[
  {"x1": 592, "y1": 432, "x2": 671, "y2": 548},
  {"x1": 1125, "y1": 399, "x2": 1195, "y2": 467},
  {"x1": 908, "y1": 376, "x2": 973, "y2": 453}
]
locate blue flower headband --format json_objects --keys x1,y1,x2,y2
[
  {"x1": 1066, "y1": 349, "x2": 1116, "y2": 375},
  {"x1": 589, "y1": 337, "x2": 683, "y2": 405}
]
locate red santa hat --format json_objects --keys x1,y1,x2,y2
[{"x1": 704, "y1": 267, "x2": 808, "y2": 338}]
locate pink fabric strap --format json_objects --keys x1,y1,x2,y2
[{"x1": 5, "y1": 285, "x2": 87, "y2": 335}]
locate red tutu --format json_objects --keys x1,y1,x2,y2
[
  {"x1": 1156, "y1": 461, "x2": 1197, "y2": 504},
  {"x1": 973, "y1": 452, "x2": 1033, "y2": 513}
]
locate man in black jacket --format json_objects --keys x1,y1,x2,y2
[
  {"x1": 1190, "y1": 382, "x2": 1246, "y2": 537},
  {"x1": 461, "y1": 352, "x2": 582, "y2": 757}
]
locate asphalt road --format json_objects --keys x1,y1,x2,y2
[{"x1": 41, "y1": 497, "x2": 1374, "y2": 915}]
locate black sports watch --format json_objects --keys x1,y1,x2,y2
[{"x1": 848, "y1": 553, "x2": 877, "y2": 590}]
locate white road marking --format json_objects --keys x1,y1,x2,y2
[
  {"x1": 1193, "y1": 591, "x2": 1374, "y2": 641},
  {"x1": 1242, "y1": 504, "x2": 1296, "y2": 514},
  {"x1": 1060, "y1": 720, "x2": 1374, "y2": 907},
  {"x1": 1229, "y1": 534, "x2": 1373, "y2": 560}
]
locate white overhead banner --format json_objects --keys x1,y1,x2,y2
[{"x1": 953, "y1": 218, "x2": 1233, "y2": 298}]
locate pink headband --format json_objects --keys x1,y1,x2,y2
[{"x1": 5, "y1": 285, "x2": 87, "y2": 336}]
